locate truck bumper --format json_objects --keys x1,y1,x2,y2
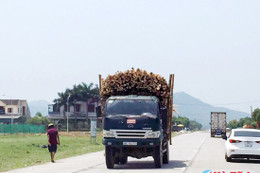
[{"x1": 103, "y1": 138, "x2": 161, "y2": 147}]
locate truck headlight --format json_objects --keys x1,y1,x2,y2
[
  {"x1": 147, "y1": 131, "x2": 161, "y2": 138},
  {"x1": 103, "y1": 130, "x2": 115, "y2": 138}
]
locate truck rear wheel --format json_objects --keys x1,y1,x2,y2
[
  {"x1": 119, "y1": 156, "x2": 128, "y2": 164},
  {"x1": 163, "y1": 142, "x2": 169, "y2": 164},
  {"x1": 154, "y1": 143, "x2": 163, "y2": 168},
  {"x1": 105, "y1": 146, "x2": 115, "y2": 169}
]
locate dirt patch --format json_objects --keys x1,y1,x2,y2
[
  {"x1": 59, "y1": 131, "x2": 90, "y2": 137},
  {"x1": 59, "y1": 131, "x2": 102, "y2": 137}
]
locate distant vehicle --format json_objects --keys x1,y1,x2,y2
[
  {"x1": 210, "y1": 112, "x2": 226, "y2": 138},
  {"x1": 225, "y1": 128, "x2": 260, "y2": 162}
]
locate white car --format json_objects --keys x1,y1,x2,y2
[{"x1": 225, "y1": 128, "x2": 260, "y2": 162}]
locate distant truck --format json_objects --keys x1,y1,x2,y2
[{"x1": 210, "y1": 112, "x2": 226, "y2": 138}]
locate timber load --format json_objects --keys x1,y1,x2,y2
[{"x1": 99, "y1": 68, "x2": 170, "y2": 108}]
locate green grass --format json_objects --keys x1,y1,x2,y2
[{"x1": 0, "y1": 133, "x2": 104, "y2": 172}]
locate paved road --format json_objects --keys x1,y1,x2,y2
[
  {"x1": 5, "y1": 132, "x2": 259, "y2": 173},
  {"x1": 186, "y1": 133, "x2": 260, "y2": 173}
]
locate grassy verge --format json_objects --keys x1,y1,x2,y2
[
  {"x1": 171, "y1": 131, "x2": 179, "y2": 137},
  {"x1": 0, "y1": 132, "x2": 104, "y2": 172}
]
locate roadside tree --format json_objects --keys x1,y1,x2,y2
[
  {"x1": 227, "y1": 119, "x2": 239, "y2": 129},
  {"x1": 190, "y1": 120, "x2": 202, "y2": 130},
  {"x1": 53, "y1": 82, "x2": 99, "y2": 109},
  {"x1": 172, "y1": 116, "x2": 202, "y2": 130},
  {"x1": 252, "y1": 108, "x2": 260, "y2": 128},
  {"x1": 237, "y1": 117, "x2": 255, "y2": 128},
  {"x1": 26, "y1": 112, "x2": 51, "y2": 125}
]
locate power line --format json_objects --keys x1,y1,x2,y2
[
  {"x1": 175, "y1": 99, "x2": 260, "y2": 106},
  {"x1": 213, "y1": 99, "x2": 260, "y2": 106}
]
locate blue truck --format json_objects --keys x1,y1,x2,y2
[{"x1": 99, "y1": 73, "x2": 174, "y2": 169}]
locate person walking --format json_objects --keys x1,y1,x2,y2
[{"x1": 47, "y1": 123, "x2": 60, "y2": 163}]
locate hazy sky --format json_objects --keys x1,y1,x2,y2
[{"x1": 1, "y1": 0, "x2": 260, "y2": 114}]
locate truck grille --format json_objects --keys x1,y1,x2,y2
[{"x1": 112, "y1": 130, "x2": 149, "y2": 139}]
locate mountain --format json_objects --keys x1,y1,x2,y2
[
  {"x1": 28, "y1": 100, "x2": 50, "y2": 116},
  {"x1": 173, "y1": 92, "x2": 250, "y2": 128}
]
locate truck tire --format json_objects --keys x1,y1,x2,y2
[
  {"x1": 115, "y1": 157, "x2": 119, "y2": 164},
  {"x1": 222, "y1": 135, "x2": 227, "y2": 140},
  {"x1": 163, "y1": 142, "x2": 169, "y2": 164},
  {"x1": 105, "y1": 146, "x2": 115, "y2": 169},
  {"x1": 119, "y1": 156, "x2": 128, "y2": 164},
  {"x1": 154, "y1": 143, "x2": 163, "y2": 168}
]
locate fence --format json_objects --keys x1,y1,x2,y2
[{"x1": 0, "y1": 124, "x2": 46, "y2": 134}]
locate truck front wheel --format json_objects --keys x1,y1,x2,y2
[
  {"x1": 163, "y1": 142, "x2": 169, "y2": 164},
  {"x1": 154, "y1": 143, "x2": 163, "y2": 168},
  {"x1": 105, "y1": 146, "x2": 115, "y2": 169}
]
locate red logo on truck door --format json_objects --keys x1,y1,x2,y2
[{"x1": 127, "y1": 119, "x2": 136, "y2": 124}]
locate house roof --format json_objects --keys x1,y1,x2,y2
[
  {"x1": 0, "y1": 99, "x2": 20, "y2": 105},
  {"x1": 0, "y1": 115, "x2": 21, "y2": 119}
]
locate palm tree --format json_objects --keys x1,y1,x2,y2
[{"x1": 53, "y1": 82, "x2": 99, "y2": 108}]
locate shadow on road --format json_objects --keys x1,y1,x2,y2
[
  {"x1": 115, "y1": 160, "x2": 187, "y2": 169},
  {"x1": 231, "y1": 158, "x2": 260, "y2": 164}
]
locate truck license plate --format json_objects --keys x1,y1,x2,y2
[
  {"x1": 245, "y1": 141, "x2": 253, "y2": 147},
  {"x1": 123, "y1": 142, "x2": 137, "y2": 146},
  {"x1": 127, "y1": 119, "x2": 136, "y2": 124}
]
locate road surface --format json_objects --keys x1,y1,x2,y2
[{"x1": 5, "y1": 131, "x2": 259, "y2": 173}]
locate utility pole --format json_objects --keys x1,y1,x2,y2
[
  {"x1": 11, "y1": 99, "x2": 13, "y2": 125},
  {"x1": 67, "y1": 94, "x2": 71, "y2": 133},
  {"x1": 250, "y1": 106, "x2": 253, "y2": 118}
]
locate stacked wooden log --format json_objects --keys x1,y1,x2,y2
[{"x1": 100, "y1": 68, "x2": 170, "y2": 107}]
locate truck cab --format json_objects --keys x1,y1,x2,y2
[{"x1": 102, "y1": 95, "x2": 169, "y2": 168}]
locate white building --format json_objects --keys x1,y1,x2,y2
[
  {"x1": 48, "y1": 99, "x2": 101, "y2": 130},
  {"x1": 0, "y1": 99, "x2": 31, "y2": 124}
]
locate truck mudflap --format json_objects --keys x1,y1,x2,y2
[{"x1": 103, "y1": 138, "x2": 161, "y2": 147}]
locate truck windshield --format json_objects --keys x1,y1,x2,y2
[{"x1": 105, "y1": 99, "x2": 158, "y2": 115}]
